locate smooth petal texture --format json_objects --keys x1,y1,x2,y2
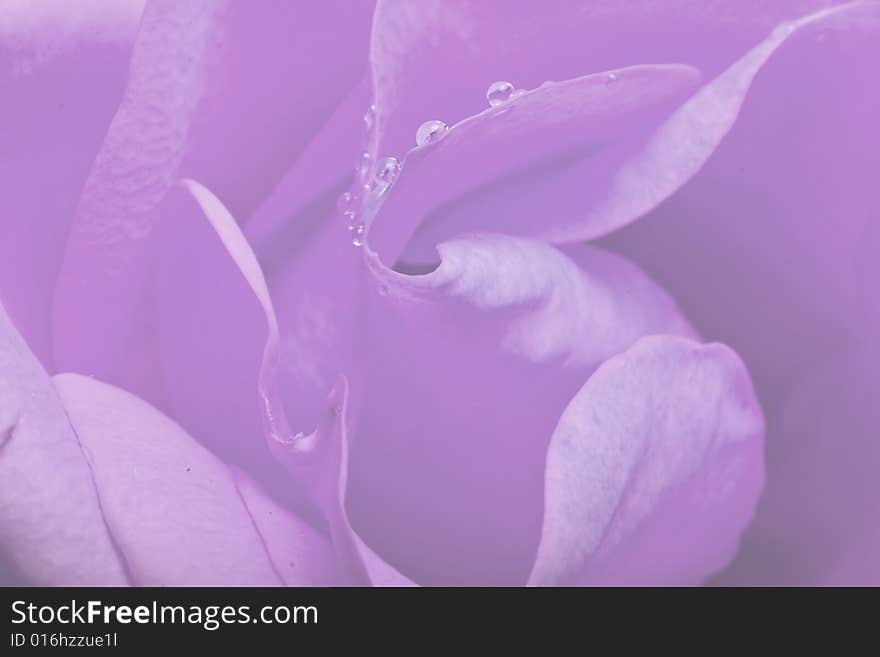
[
  {"x1": 263, "y1": 211, "x2": 368, "y2": 437},
  {"x1": 55, "y1": 372, "x2": 338, "y2": 586},
  {"x1": 530, "y1": 335, "x2": 764, "y2": 586},
  {"x1": 232, "y1": 470, "x2": 342, "y2": 586},
  {"x1": 0, "y1": 303, "x2": 128, "y2": 585},
  {"x1": 52, "y1": 0, "x2": 373, "y2": 385},
  {"x1": 0, "y1": 0, "x2": 143, "y2": 365},
  {"x1": 601, "y1": 1, "x2": 880, "y2": 411},
  {"x1": 345, "y1": 234, "x2": 693, "y2": 585},
  {"x1": 246, "y1": 78, "x2": 372, "y2": 259},
  {"x1": 717, "y1": 344, "x2": 880, "y2": 585},
  {"x1": 367, "y1": 64, "x2": 703, "y2": 263},
  {"x1": 393, "y1": 3, "x2": 861, "y2": 267},
  {"x1": 371, "y1": 0, "x2": 832, "y2": 159},
  {"x1": 155, "y1": 180, "x2": 306, "y2": 511}
]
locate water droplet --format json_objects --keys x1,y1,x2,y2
[
  {"x1": 363, "y1": 104, "x2": 376, "y2": 132},
  {"x1": 336, "y1": 191, "x2": 358, "y2": 215},
  {"x1": 374, "y1": 156, "x2": 401, "y2": 187},
  {"x1": 605, "y1": 72, "x2": 619, "y2": 86},
  {"x1": 351, "y1": 224, "x2": 366, "y2": 247},
  {"x1": 356, "y1": 151, "x2": 372, "y2": 181},
  {"x1": 486, "y1": 80, "x2": 515, "y2": 106},
  {"x1": 416, "y1": 120, "x2": 449, "y2": 147}
]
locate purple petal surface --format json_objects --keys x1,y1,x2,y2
[
  {"x1": 530, "y1": 335, "x2": 764, "y2": 586},
  {"x1": 0, "y1": 0, "x2": 143, "y2": 365},
  {"x1": 345, "y1": 234, "x2": 692, "y2": 585}
]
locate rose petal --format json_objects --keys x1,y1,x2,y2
[
  {"x1": 263, "y1": 210, "x2": 368, "y2": 436},
  {"x1": 0, "y1": 303, "x2": 128, "y2": 585},
  {"x1": 601, "y1": 1, "x2": 880, "y2": 411},
  {"x1": 0, "y1": 0, "x2": 143, "y2": 365},
  {"x1": 367, "y1": 64, "x2": 702, "y2": 263},
  {"x1": 530, "y1": 335, "x2": 764, "y2": 586},
  {"x1": 343, "y1": 234, "x2": 692, "y2": 585},
  {"x1": 395, "y1": 3, "x2": 863, "y2": 268},
  {"x1": 245, "y1": 78, "x2": 372, "y2": 258},
  {"x1": 54, "y1": 372, "x2": 338, "y2": 586},
  {"x1": 52, "y1": 0, "x2": 373, "y2": 383},
  {"x1": 155, "y1": 179, "x2": 307, "y2": 510},
  {"x1": 370, "y1": 0, "x2": 831, "y2": 159}
]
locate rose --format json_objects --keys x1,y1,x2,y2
[{"x1": 0, "y1": 0, "x2": 875, "y2": 586}]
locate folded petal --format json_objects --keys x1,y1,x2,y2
[
  {"x1": 0, "y1": 0, "x2": 143, "y2": 365},
  {"x1": 0, "y1": 303, "x2": 128, "y2": 585},
  {"x1": 602, "y1": 1, "x2": 880, "y2": 410},
  {"x1": 343, "y1": 234, "x2": 692, "y2": 585},
  {"x1": 54, "y1": 372, "x2": 338, "y2": 586},
  {"x1": 530, "y1": 335, "x2": 764, "y2": 586},
  {"x1": 52, "y1": 0, "x2": 374, "y2": 382},
  {"x1": 263, "y1": 209, "x2": 368, "y2": 436},
  {"x1": 393, "y1": 3, "x2": 863, "y2": 269},
  {"x1": 154, "y1": 179, "x2": 309, "y2": 511},
  {"x1": 271, "y1": 378, "x2": 416, "y2": 587},
  {"x1": 245, "y1": 78, "x2": 372, "y2": 258},
  {"x1": 367, "y1": 65, "x2": 702, "y2": 263},
  {"x1": 371, "y1": 0, "x2": 830, "y2": 159}
]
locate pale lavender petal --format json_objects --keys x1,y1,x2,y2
[
  {"x1": 0, "y1": 0, "x2": 143, "y2": 365},
  {"x1": 0, "y1": 303, "x2": 128, "y2": 585},
  {"x1": 367, "y1": 65, "x2": 702, "y2": 263},
  {"x1": 232, "y1": 470, "x2": 342, "y2": 586},
  {"x1": 370, "y1": 0, "x2": 831, "y2": 159},
  {"x1": 154, "y1": 180, "x2": 302, "y2": 505},
  {"x1": 601, "y1": 1, "x2": 879, "y2": 412},
  {"x1": 344, "y1": 234, "x2": 692, "y2": 585},
  {"x1": 245, "y1": 79, "x2": 372, "y2": 257},
  {"x1": 530, "y1": 335, "x2": 764, "y2": 586},
  {"x1": 263, "y1": 212, "x2": 368, "y2": 437},
  {"x1": 54, "y1": 372, "x2": 337, "y2": 586},
  {"x1": 52, "y1": 0, "x2": 373, "y2": 384},
  {"x1": 394, "y1": 4, "x2": 861, "y2": 266}
]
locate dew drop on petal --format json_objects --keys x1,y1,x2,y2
[
  {"x1": 374, "y1": 156, "x2": 401, "y2": 186},
  {"x1": 605, "y1": 72, "x2": 619, "y2": 86},
  {"x1": 351, "y1": 224, "x2": 366, "y2": 247},
  {"x1": 337, "y1": 191, "x2": 357, "y2": 215},
  {"x1": 356, "y1": 151, "x2": 372, "y2": 180},
  {"x1": 415, "y1": 120, "x2": 449, "y2": 147},
  {"x1": 363, "y1": 104, "x2": 376, "y2": 132},
  {"x1": 486, "y1": 80, "x2": 515, "y2": 106}
]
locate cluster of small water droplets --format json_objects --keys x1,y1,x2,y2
[
  {"x1": 334, "y1": 103, "x2": 409, "y2": 247},
  {"x1": 338, "y1": 81, "x2": 534, "y2": 247}
]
